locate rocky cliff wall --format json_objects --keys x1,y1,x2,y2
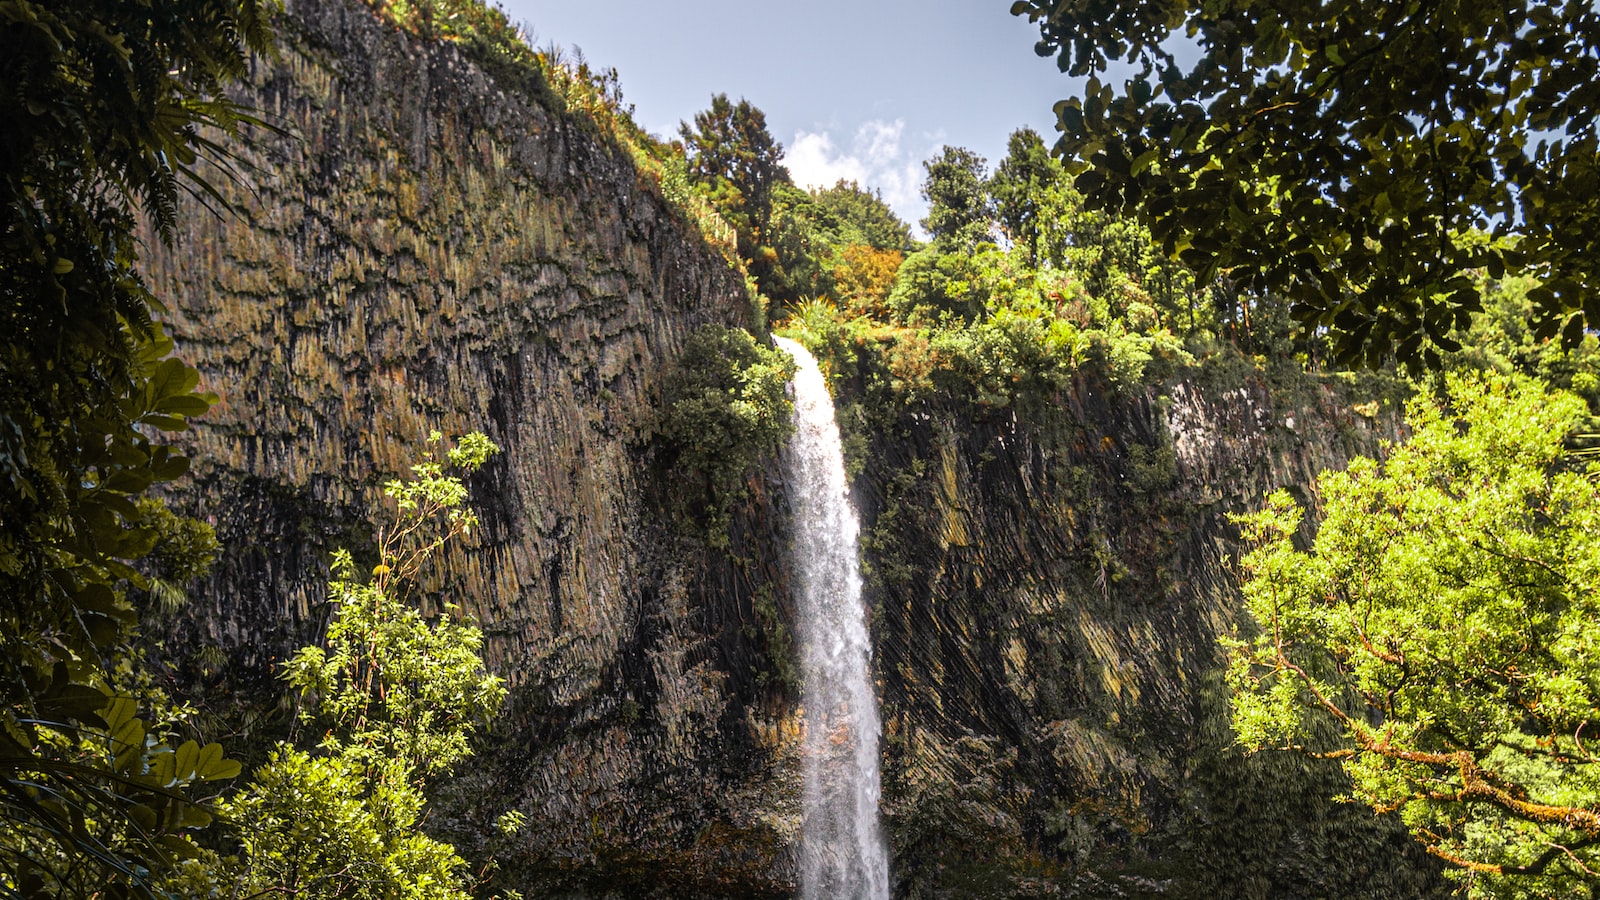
[
  {"x1": 142, "y1": 3, "x2": 1448, "y2": 896},
  {"x1": 832, "y1": 357, "x2": 1446, "y2": 896},
  {"x1": 142, "y1": 1, "x2": 801, "y2": 893}
]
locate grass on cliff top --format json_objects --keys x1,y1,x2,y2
[{"x1": 356, "y1": 0, "x2": 743, "y2": 270}]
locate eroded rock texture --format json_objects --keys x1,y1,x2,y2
[
  {"x1": 839, "y1": 365, "x2": 1446, "y2": 897},
  {"x1": 143, "y1": 2, "x2": 1447, "y2": 896},
  {"x1": 144, "y1": 0, "x2": 798, "y2": 893}
]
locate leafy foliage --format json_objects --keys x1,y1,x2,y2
[
  {"x1": 920, "y1": 146, "x2": 993, "y2": 248},
  {"x1": 2, "y1": 683, "x2": 241, "y2": 899},
  {"x1": 680, "y1": 94, "x2": 788, "y2": 247},
  {"x1": 1227, "y1": 373, "x2": 1600, "y2": 896},
  {"x1": 781, "y1": 134, "x2": 1206, "y2": 408},
  {"x1": 659, "y1": 326, "x2": 797, "y2": 544},
  {"x1": 1015, "y1": 0, "x2": 1600, "y2": 368},
  {"x1": 217, "y1": 432, "x2": 507, "y2": 900},
  {"x1": 1447, "y1": 274, "x2": 1600, "y2": 416},
  {"x1": 808, "y1": 179, "x2": 915, "y2": 253},
  {"x1": 987, "y1": 128, "x2": 1062, "y2": 265},
  {"x1": 758, "y1": 179, "x2": 918, "y2": 311},
  {"x1": 832, "y1": 244, "x2": 907, "y2": 319},
  {"x1": 673, "y1": 97, "x2": 923, "y2": 314},
  {"x1": 0, "y1": 0, "x2": 272, "y2": 895}
]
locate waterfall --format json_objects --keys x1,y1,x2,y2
[{"x1": 773, "y1": 336, "x2": 890, "y2": 900}]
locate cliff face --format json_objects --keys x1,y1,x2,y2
[
  {"x1": 143, "y1": 0, "x2": 800, "y2": 893},
  {"x1": 838, "y1": 361, "x2": 1445, "y2": 896},
  {"x1": 145, "y1": 3, "x2": 1444, "y2": 896}
]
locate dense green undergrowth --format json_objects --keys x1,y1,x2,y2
[{"x1": 656, "y1": 325, "x2": 796, "y2": 546}]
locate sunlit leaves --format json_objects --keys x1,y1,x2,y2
[
  {"x1": 1227, "y1": 373, "x2": 1600, "y2": 895},
  {"x1": 220, "y1": 433, "x2": 504, "y2": 900}
]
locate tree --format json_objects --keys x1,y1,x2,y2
[
  {"x1": 831, "y1": 244, "x2": 906, "y2": 318},
  {"x1": 1, "y1": 1, "x2": 272, "y2": 894},
  {"x1": 680, "y1": 94, "x2": 796, "y2": 304},
  {"x1": 983, "y1": 127, "x2": 1208, "y2": 334},
  {"x1": 810, "y1": 179, "x2": 914, "y2": 253},
  {"x1": 215, "y1": 432, "x2": 508, "y2": 900},
  {"x1": 1014, "y1": 0, "x2": 1600, "y2": 367},
  {"x1": 987, "y1": 128, "x2": 1062, "y2": 264},
  {"x1": 757, "y1": 180, "x2": 915, "y2": 311},
  {"x1": 1227, "y1": 372, "x2": 1600, "y2": 897},
  {"x1": 1049, "y1": 185, "x2": 1215, "y2": 341},
  {"x1": 1447, "y1": 272, "x2": 1600, "y2": 414},
  {"x1": 885, "y1": 244, "x2": 992, "y2": 326},
  {"x1": 680, "y1": 93, "x2": 788, "y2": 244},
  {"x1": 764, "y1": 181, "x2": 833, "y2": 305},
  {"x1": 920, "y1": 146, "x2": 992, "y2": 248}
]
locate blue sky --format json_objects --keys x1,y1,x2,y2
[{"x1": 496, "y1": 0, "x2": 1079, "y2": 229}]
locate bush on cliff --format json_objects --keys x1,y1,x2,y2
[{"x1": 658, "y1": 325, "x2": 796, "y2": 546}]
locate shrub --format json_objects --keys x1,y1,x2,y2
[{"x1": 659, "y1": 326, "x2": 797, "y2": 544}]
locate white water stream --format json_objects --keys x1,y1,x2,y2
[{"x1": 773, "y1": 336, "x2": 890, "y2": 900}]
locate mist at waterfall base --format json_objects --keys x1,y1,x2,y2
[{"x1": 772, "y1": 336, "x2": 891, "y2": 900}]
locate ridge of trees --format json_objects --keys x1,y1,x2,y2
[{"x1": 677, "y1": 93, "x2": 919, "y2": 312}]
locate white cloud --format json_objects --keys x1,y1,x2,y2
[
  {"x1": 785, "y1": 131, "x2": 868, "y2": 188},
  {"x1": 783, "y1": 119, "x2": 936, "y2": 231}
]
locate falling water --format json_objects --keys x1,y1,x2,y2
[{"x1": 773, "y1": 336, "x2": 890, "y2": 900}]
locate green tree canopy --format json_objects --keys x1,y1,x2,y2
[
  {"x1": 760, "y1": 180, "x2": 915, "y2": 309},
  {"x1": 1013, "y1": 0, "x2": 1600, "y2": 367},
  {"x1": 809, "y1": 179, "x2": 914, "y2": 253},
  {"x1": 1228, "y1": 372, "x2": 1600, "y2": 896},
  {"x1": 920, "y1": 146, "x2": 992, "y2": 248},
  {"x1": 987, "y1": 128, "x2": 1063, "y2": 264},
  {"x1": 679, "y1": 93, "x2": 788, "y2": 243},
  {"x1": 1, "y1": 1, "x2": 272, "y2": 894}
]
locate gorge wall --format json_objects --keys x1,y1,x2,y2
[
  {"x1": 142, "y1": 0, "x2": 800, "y2": 892},
  {"x1": 834, "y1": 358, "x2": 1445, "y2": 897},
  {"x1": 143, "y1": 2, "x2": 1448, "y2": 896}
]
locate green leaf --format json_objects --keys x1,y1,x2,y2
[
  {"x1": 153, "y1": 394, "x2": 210, "y2": 417},
  {"x1": 174, "y1": 739, "x2": 200, "y2": 781},
  {"x1": 194, "y1": 742, "x2": 240, "y2": 781},
  {"x1": 150, "y1": 451, "x2": 190, "y2": 481},
  {"x1": 138, "y1": 413, "x2": 190, "y2": 432},
  {"x1": 149, "y1": 749, "x2": 177, "y2": 786},
  {"x1": 37, "y1": 683, "x2": 112, "y2": 727},
  {"x1": 112, "y1": 717, "x2": 146, "y2": 774},
  {"x1": 102, "y1": 695, "x2": 139, "y2": 733}
]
